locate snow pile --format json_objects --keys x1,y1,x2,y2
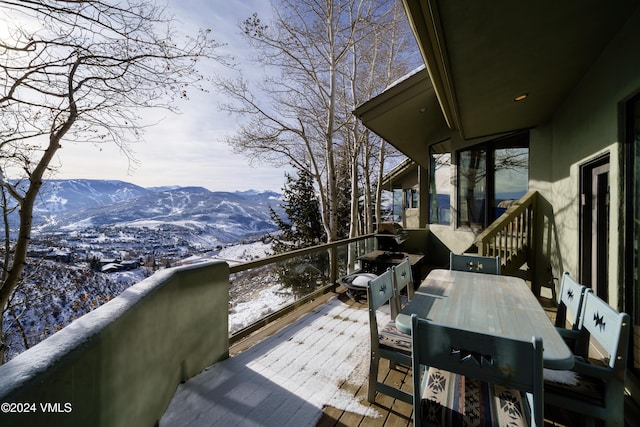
[{"x1": 228, "y1": 284, "x2": 293, "y2": 333}]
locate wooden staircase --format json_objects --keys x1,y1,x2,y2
[{"x1": 473, "y1": 190, "x2": 538, "y2": 281}]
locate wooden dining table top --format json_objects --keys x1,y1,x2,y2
[{"x1": 394, "y1": 269, "x2": 575, "y2": 370}]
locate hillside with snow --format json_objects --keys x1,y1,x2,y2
[
  {"x1": 2, "y1": 179, "x2": 289, "y2": 362},
  {"x1": 2, "y1": 260, "x2": 152, "y2": 361},
  {"x1": 30, "y1": 180, "x2": 283, "y2": 245}
]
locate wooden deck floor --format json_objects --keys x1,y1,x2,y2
[
  {"x1": 218, "y1": 288, "x2": 638, "y2": 427},
  {"x1": 306, "y1": 293, "x2": 575, "y2": 427},
  {"x1": 314, "y1": 293, "x2": 640, "y2": 427}
]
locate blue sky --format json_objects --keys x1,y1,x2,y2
[{"x1": 56, "y1": 1, "x2": 290, "y2": 192}]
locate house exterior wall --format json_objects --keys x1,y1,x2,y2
[
  {"x1": 529, "y1": 6, "x2": 640, "y2": 308},
  {"x1": 387, "y1": 165, "x2": 423, "y2": 228}
]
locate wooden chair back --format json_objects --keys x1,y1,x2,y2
[
  {"x1": 367, "y1": 269, "x2": 394, "y2": 314},
  {"x1": 390, "y1": 257, "x2": 414, "y2": 319},
  {"x1": 367, "y1": 269, "x2": 394, "y2": 355},
  {"x1": 449, "y1": 253, "x2": 501, "y2": 275},
  {"x1": 555, "y1": 272, "x2": 589, "y2": 329},
  {"x1": 545, "y1": 292, "x2": 630, "y2": 426},
  {"x1": 411, "y1": 314, "x2": 543, "y2": 426},
  {"x1": 366, "y1": 269, "x2": 413, "y2": 404},
  {"x1": 578, "y1": 292, "x2": 630, "y2": 372}
]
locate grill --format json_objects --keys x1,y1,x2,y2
[
  {"x1": 338, "y1": 223, "x2": 422, "y2": 301},
  {"x1": 375, "y1": 222, "x2": 409, "y2": 252}
]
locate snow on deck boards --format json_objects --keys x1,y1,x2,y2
[{"x1": 160, "y1": 296, "x2": 381, "y2": 427}]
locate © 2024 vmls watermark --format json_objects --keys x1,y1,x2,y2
[{"x1": 1, "y1": 402, "x2": 72, "y2": 414}]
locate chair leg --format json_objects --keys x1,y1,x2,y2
[{"x1": 368, "y1": 353, "x2": 380, "y2": 403}]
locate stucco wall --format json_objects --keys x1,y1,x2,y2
[
  {"x1": 529, "y1": 6, "x2": 640, "y2": 306},
  {"x1": 0, "y1": 261, "x2": 229, "y2": 427}
]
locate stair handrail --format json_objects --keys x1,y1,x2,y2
[{"x1": 474, "y1": 190, "x2": 538, "y2": 263}]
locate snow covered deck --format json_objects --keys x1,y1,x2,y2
[
  {"x1": 160, "y1": 292, "x2": 415, "y2": 426},
  {"x1": 159, "y1": 290, "x2": 608, "y2": 427}
]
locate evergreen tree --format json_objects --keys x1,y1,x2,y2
[
  {"x1": 269, "y1": 167, "x2": 325, "y2": 254},
  {"x1": 269, "y1": 166, "x2": 327, "y2": 296}
]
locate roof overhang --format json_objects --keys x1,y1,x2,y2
[
  {"x1": 381, "y1": 158, "x2": 417, "y2": 189},
  {"x1": 401, "y1": 0, "x2": 640, "y2": 140},
  {"x1": 354, "y1": 66, "x2": 450, "y2": 169}
]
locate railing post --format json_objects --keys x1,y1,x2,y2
[
  {"x1": 530, "y1": 192, "x2": 538, "y2": 294},
  {"x1": 330, "y1": 245, "x2": 338, "y2": 286}
]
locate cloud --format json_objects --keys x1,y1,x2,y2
[{"x1": 54, "y1": 0, "x2": 289, "y2": 192}]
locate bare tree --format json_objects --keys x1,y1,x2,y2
[
  {"x1": 0, "y1": 0, "x2": 222, "y2": 361},
  {"x1": 219, "y1": 0, "x2": 361, "y2": 243},
  {"x1": 342, "y1": 0, "x2": 417, "y2": 236},
  {"x1": 219, "y1": 0, "x2": 418, "y2": 243}
]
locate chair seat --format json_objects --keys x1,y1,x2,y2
[
  {"x1": 544, "y1": 368, "x2": 605, "y2": 406},
  {"x1": 379, "y1": 320, "x2": 412, "y2": 352},
  {"x1": 420, "y1": 368, "x2": 530, "y2": 427}
]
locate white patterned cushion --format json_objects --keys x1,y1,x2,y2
[
  {"x1": 421, "y1": 368, "x2": 530, "y2": 427},
  {"x1": 378, "y1": 320, "x2": 412, "y2": 352}
]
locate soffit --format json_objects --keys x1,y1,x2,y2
[
  {"x1": 354, "y1": 67, "x2": 450, "y2": 168},
  {"x1": 403, "y1": 0, "x2": 640, "y2": 139}
]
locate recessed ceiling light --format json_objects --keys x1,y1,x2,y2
[
  {"x1": 419, "y1": 107, "x2": 427, "y2": 113},
  {"x1": 514, "y1": 93, "x2": 528, "y2": 102}
]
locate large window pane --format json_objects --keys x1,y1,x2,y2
[
  {"x1": 494, "y1": 148, "x2": 529, "y2": 220},
  {"x1": 458, "y1": 149, "x2": 486, "y2": 229},
  {"x1": 429, "y1": 152, "x2": 450, "y2": 224},
  {"x1": 392, "y1": 189, "x2": 403, "y2": 222},
  {"x1": 456, "y1": 133, "x2": 529, "y2": 229}
]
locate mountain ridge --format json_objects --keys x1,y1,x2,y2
[{"x1": 30, "y1": 179, "x2": 283, "y2": 244}]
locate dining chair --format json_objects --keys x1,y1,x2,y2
[
  {"x1": 544, "y1": 292, "x2": 630, "y2": 427},
  {"x1": 554, "y1": 272, "x2": 591, "y2": 355},
  {"x1": 411, "y1": 314, "x2": 543, "y2": 427},
  {"x1": 366, "y1": 269, "x2": 413, "y2": 404},
  {"x1": 390, "y1": 257, "x2": 414, "y2": 320},
  {"x1": 449, "y1": 252, "x2": 501, "y2": 275}
]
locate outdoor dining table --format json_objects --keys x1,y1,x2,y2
[{"x1": 394, "y1": 269, "x2": 575, "y2": 370}]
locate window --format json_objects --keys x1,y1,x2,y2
[
  {"x1": 428, "y1": 151, "x2": 451, "y2": 225},
  {"x1": 404, "y1": 188, "x2": 418, "y2": 209},
  {"x1": 456, "y1": 133, "x2": 529, "y2": 229},
  {"x1": 458, "y1": 148, "x2": 487, "y2": 228},
  {"x1": 392, "y1": 189, "x2": 403, "y2": 222}
]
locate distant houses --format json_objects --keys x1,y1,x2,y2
[
  {"x1": 98, "y1": 258, "x2": 140, "y2": 273},
  {"x1": 28, "y1": 248, "x2": 74, "y2": 263},
  {"x1": 28, "y1": 246, "x2": 143, "y2": 273}
]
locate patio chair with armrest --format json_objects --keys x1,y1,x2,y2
[
  {"x1": 411, "y1": 314, "x2": 544, "y2": 427},
  {"x1": 366, "y1": 269, "x2": 413, "y2": 404},
  {"x1": 554, "y1": 272, "x2": 591, "y2": 355},
  {"x1": 390, "y1": 257, "x2": 414, "y2": 320},
  {"x1": 449, "y1": 252, "x2": 501, "y2": 275},
  {"x1": 544, "y1": 291, "x2": 630, "y2": 427}
]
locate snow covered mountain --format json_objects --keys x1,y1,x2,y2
[{"x1": 31, "y1": 179, "x2": 282, "y2": 244}]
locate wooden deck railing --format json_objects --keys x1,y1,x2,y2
[
  {"x1": 228, "y1": 234, "x2": 376, "y2": 344},
  {"x1": 474, "y1": 190, "x2": 538, "y2": 274}
]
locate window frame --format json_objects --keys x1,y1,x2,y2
[{"x1": 455, "y1": 132, "x2": 530, "y2": 230}]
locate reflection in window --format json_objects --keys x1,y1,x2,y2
[
  {"x1": 392, "y1": 189, "x2": 403, "y2": 222},
  {"x1": 404, "y1": 188, "x2": 418, "y2": 209},
  {"x1": 494, "y1": 148, "x2": 529, "y2": 219},
  {"x1": 429, "y1": 152, "x2": 450, "y2": 225},
  {"x1": 458, "y1": 149, "x2": 487, "y2": 229},
  {"x1": 456, "y1": 133, "x2": 529, "y2": 229}
]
